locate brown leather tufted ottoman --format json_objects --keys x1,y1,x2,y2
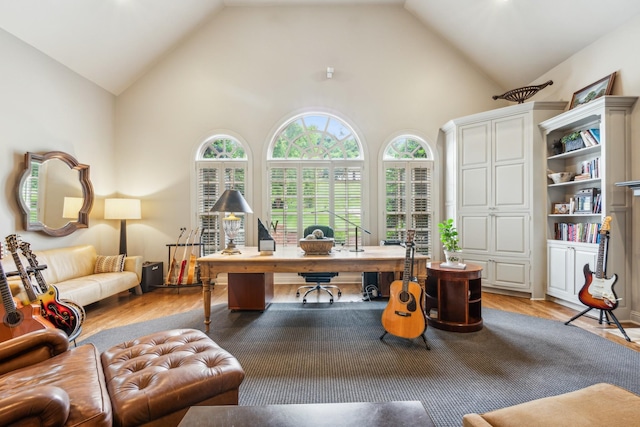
[{"x1": 101, "y1": 328, "x2": 245, "y2": 427}]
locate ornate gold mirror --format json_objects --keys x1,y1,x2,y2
[{"x1": 17, "y1": 151, "x2": 94, "y2": 237}]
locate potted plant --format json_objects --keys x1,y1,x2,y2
[{"x1": 438, "y1": 218, "x2": 462, "y2": 265}]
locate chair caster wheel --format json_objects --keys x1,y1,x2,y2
[
  {"x1": 338, "y1": 291, "x2": 342, "y2": 297},
  {"x1": 296, "y1": 291, "x2": 300, "y2": 297},
  {"x1": 302, "y1": 299, "x2": 307, "y2": 304},
  {"x1": 329, "y1": 299, "x2": 334, "y2": 304}
]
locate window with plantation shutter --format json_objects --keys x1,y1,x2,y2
[
  {"x1": 196, "y1": 136, "x2": 249, "y2": 255},
  {"x1": 383, "y1": 136, "x2": 433, "y2": 255},
  {"x1": 268, "y1": 113, "x2": 364, "y2": 247}
]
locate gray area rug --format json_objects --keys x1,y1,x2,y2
[{"x1": 80, "y1": 302, "x2": 640, "y2": 426}]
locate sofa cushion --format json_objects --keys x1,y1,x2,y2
[
  {"x1": 94, "y1": 254, "x2": 125, "y2": 273},
  {"x1": 462, "y1": 383, "x2": 640, "y2": 427},
  {"x1": 0, "y1": 343, "x2": 112, "y2": 427},
  {"x1": 37, "y1": 245, "x2": 98, "y2": 284},
  {"x1": 56, "y1": 272, "x2": 139, "y2": 306}
]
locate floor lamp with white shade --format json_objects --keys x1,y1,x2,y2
[{"x1": 104, "y1": 198, "x2": 141, "y2": 255}]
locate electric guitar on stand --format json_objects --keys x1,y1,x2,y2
[
  {"x1": 380, "y1": 230, "x2": 429, "y2": 348},
  {"x1": 0, "y1": 242, "x2": 53, "y2": 342},
  {"x1": 578, "y1": 216, "x2": 618, "y2": 310},
  {"x1": 19, "y1": 240, "x2": 83, "y2": 338},
  {"x1": 176, "y1": 229, "x2": 194, "y2": 285},
  {"x1": 566, "y1": 216, "x2": 631, "y2": 342},
  {"x1": 166, "y1": 227, "x2": 186, "y2": 285}
]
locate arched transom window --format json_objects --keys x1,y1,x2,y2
[
  {"x1": 196, "y1": 135, "x2": 249, "y2": 255},
  {"x1": 267, "y1": 113, "x2": 365, "y2": 247},
  {"x1": 382, "y1": 135, "x2": 433, "y2": 255}
]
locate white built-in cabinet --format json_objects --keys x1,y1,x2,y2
[
  {"x1": 442, "y1": 102, "x2": 566, "y2": 298},
  {"x1": 546, "y1": 241, "x2": 597, "y2": 303},
  {"x1": 539, "y1": 96, "x2": 637, "y2": 320}
]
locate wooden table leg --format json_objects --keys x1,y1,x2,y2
[
  {"x1": 415, "y1": 259, "x2": 428, "y2": 316},
  {"x1": 200, "y1": 266, "x2": 212, "y2": 333}
]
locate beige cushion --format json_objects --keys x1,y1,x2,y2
[
  {"x1": 94, "y1": 255, "x2": 125, "y2": 273},
  {"x1": 37, "y1": 245, "x2": 98, "y2": 283},
  {"x1": 463, "y1": 383, "x2": 640, "y2": 427}
]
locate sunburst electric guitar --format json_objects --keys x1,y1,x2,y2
[
  {"x1": 380, "y1": 230, "x2": 427, "y2": 342},
  {"x1": 19, "y1": 240, "x2": 83, "y2": 338},
  {"x1": 578, "y1": 216, "x2": 619, "y2": 310}
]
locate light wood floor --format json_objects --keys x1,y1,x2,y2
[{"x1": 79, "y1": 283, "x2": 639, "y2": 352}]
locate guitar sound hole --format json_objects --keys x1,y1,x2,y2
[
  {"x1": 5, "y1": 311, "x2": 23, "y2": 326},
  {"x1": 399, "y1": 291, "x2": 417, "y2": 312},
  {"x1": 399, "y1": 291, "x2": 410, "y2": 303}
]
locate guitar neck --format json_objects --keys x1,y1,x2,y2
[
  {"x1": 9, "y1": 252, "x2": 38, "y2": 302},
  {"x1": 401, "y1": 230, "x2": 416, "y2": 290},
  {"x1": 23, "y1": 256, "x2": 48, "y2": 293},
  {"x1": 402, "y1": 246, "x2": 412, "y2": 287},
  {"x1": 595, "y1": 230, "x2": 608, "y2": 280}
]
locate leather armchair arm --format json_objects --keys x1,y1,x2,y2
[
  {"x1": 0, "y1": 328, "x2": 69, "y2": 376},
  {"x1": 0, "y1": 386, "x2": 70, "y2": 427}
]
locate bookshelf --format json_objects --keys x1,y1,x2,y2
[{"x1": 539, "y1": 96, "x2": 636, "y2": 317}]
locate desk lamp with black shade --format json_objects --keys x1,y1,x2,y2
[{"x1": 210, "y1": 189, "x2": 253, "y2": 255}]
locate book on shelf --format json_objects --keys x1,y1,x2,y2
[
  {"x1": 588, "y1": 128, "x2": 601, "y2": 144},
  {"x1": 580, "y1": 130, "x2": 598, "y2": 147},
  {"x1": 574, "y1": 173, "x2": 591, "y2": 181},
  {"x1": 574, "y1": 188, "x2": 599, "y2": 213},
  {"x1": 579, "y1": 157, "x2": 600, "y2": 179},
  {"x1": 553, "y1": 222, "x2": 601, "y2": 243}
]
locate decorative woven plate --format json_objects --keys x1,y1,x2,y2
[{"x1": 493, "y1": 80, "x2": 553, "y2": 104}]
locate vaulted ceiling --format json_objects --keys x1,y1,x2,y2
[{"x1": 1, "y1": 0, "x2": 639, "y2": 95}]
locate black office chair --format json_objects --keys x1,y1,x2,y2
[{"x1": 297, "y1": 225, "x2": 341, "y2": 304}]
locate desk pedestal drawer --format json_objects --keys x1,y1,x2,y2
[{"x1": 228, "y1": 273, "x2": 274, "y2": 310}]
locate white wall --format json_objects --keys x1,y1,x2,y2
[
  {"x1": 532, "y1": 13, "x2": 640, "y2": 322},
  {"x1": 114, "y1": 5, "x2": 504, "y2": 265},
  {"x1": 0, "y1": 28, "x2": 119, "y2": 254}
]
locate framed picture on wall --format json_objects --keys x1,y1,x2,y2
[{"x1": 569, "y1": 72, "x2": 616, "y2": 110}]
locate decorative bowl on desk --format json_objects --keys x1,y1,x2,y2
[{"x1": 299, "y1": 238, "x2": 334, "y2": 255}]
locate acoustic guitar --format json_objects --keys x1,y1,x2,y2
[
  {"x1": 185, "y1": 227, "x2": 200, "y2": 285},
  {"x1": 381, "y1": 230, "x2": 427, "y2": 340},
  {"x1": 0, "y1": 243, "x2": 53, "y2": 342},
  {"x1": 166, "y1": 227, "x2": 186, "y2": 285},
  {"x1": 578, "y1": 216, "x2": 619, "y2": 310},
  {"x1": 19, "y1": 240, "x2": 83, "y2": 337}
]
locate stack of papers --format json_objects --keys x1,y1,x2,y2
[{"x1": 441, "y1": 262, "x2": 467, "y2": 270}]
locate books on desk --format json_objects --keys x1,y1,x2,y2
[{"x1": 440, "y1": 262, "x2": 467, "y2": 270}]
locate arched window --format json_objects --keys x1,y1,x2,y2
[
  {"x1": 382, "y1": 135, "x2": 434, "y2": 255},
  {"x1": 196, "y1": 135, "x2": 249, "y2": 255},
  {"x1": 267, "y1": 112, "x2": 365, "y2": 247}
]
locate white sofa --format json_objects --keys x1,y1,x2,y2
[{"x1": 4, "y1": 245, "x2": 142, "y2": 307}]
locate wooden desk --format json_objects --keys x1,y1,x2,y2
[{"x1": 198, "y1": 246, "x2": 428, "y2": 332}]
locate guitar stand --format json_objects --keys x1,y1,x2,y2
[
  {"x1": 565, "y1": 308, "x2": 631, "y2": 342},
  {"x1": 379, "y1": 331, "x2": 430, "y2": 350}
]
